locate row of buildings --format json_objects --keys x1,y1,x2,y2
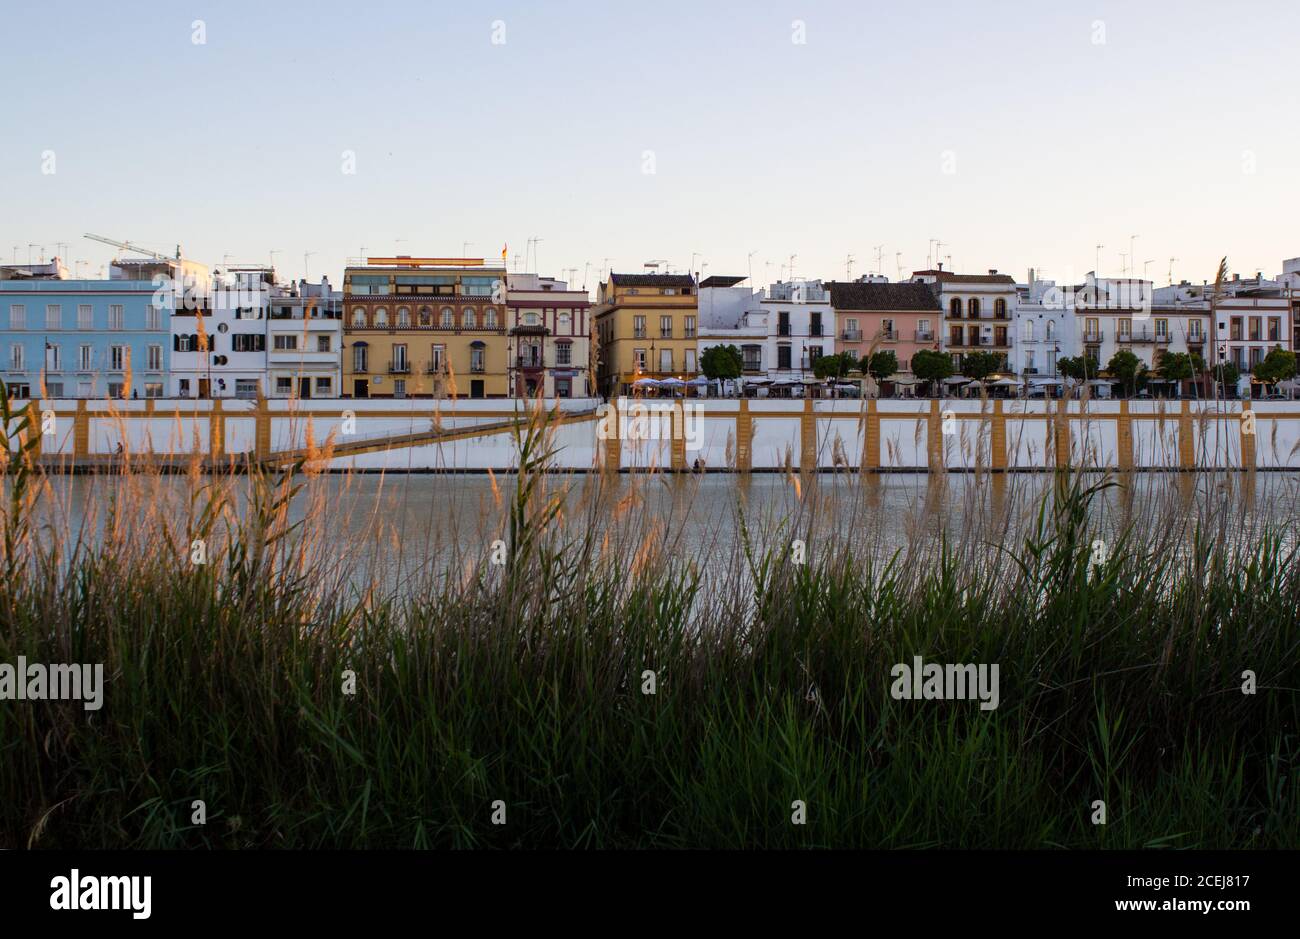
[{"x1": 3, "y1": 249, "x2": 1298, "y2": 400}]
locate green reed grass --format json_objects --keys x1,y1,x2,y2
[{"x1": 0, "y1": 386, "x2": 1297, "y2": 849}]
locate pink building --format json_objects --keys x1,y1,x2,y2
[{"x1": 829, "y1": 282, "x2": 942, "y2": 376}]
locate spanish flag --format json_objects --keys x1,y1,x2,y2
[{"x1": 502, "y1": 244, "x2": 508, "y2": 261}]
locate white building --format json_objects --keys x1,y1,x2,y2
[
  {"x1": 695, "y1": 277, "x2": 834, "y2": 381},
  {"x1": 267, "y1": 276, "x2": 342, "y2": 399},
  {"x1": 1011, "y1": 272, "x2": 1074, "y2": 377},
  {"x1": 170, "y1": 266, "x2": 273, "y2": 399},
  {"x1": 912, "y1": 268, "x2": 1017, "y2": 372}
]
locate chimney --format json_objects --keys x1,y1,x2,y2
[{"x1": 989, "y1": 269, "x2": 998, "y2": 276}]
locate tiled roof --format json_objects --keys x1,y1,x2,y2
[
  {"x1": 609, "y1": 273, "x2": 695, "y2": 288},
  {"x1": 913, "y1": 269, "x2": 1018, "y2": 285},
  {"x1": 698, "y1": 275, "x2": 747, "y2": 288},
  {"x1": 829, "y1": 281, "x2": 942, "y2": 312}
]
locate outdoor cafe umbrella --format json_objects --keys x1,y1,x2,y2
[
  {"x1": 632, "y1": 378, "x2": 660, "y2": 387},
  {"x1": 942, "y1": 376, "x2": 971, "y2": 385}
]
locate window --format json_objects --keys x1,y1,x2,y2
[
  {"x1": 392, "y1": 344, "x2": 409, "y2": 371},
  {"x1": 276, "y1": 377, "x2": 293, "y2": 395},
  {"x1": 470, "y1": 347, "x2": 485, "y2": 373},
  {"x1": 881, "y1": 318, "x2": 895, "y2": 339},
  {"x1": 418, "y1": 307, "x2": 432, "y2": 327},
  {"x1": 109, "y1": 305, "x2": 124, "y2": 330},
  {"x1": 147, "y1": 345, "x2": 162, "y2": 371},
  {"x1": 440, "y1": 307, "x2": 454, "y2": 328},
  {"x1": 47, "y1": 344, "x2": 61, "y2": 370},
  {"x1": 949, "y1": 298, "x2": 961, "y2": 317},
  {"x1": 809, "y1": 312, "x2": 822, "y2": 337},
  {"x1": 144, "y1": 382, "x2": 163, "y2": 398},
  {"x1": 397, "y1": 307, "x2": 411, "y2": 327},
  {"x1": 742, "y1": 345, "x2": 762, "y2": 371},
  {"x1": 684, "y1": 316, "x2": 696, "y2": 338},
  {"x1": 778, "y1": 345, "x2": 792, "y2": 370},
  {"x1": 317, "y1": 335, "x2": 331, "y2": 352},
  {"x1": 235, "y1": 379, "x2": 259, "y2": 399},
  {"x1": 107, "y1": 382, "x2": 124, "y2": 399},
  {"x1": 633, "y1": 316, "x2": 646, "y2": 338},
  {"x1": 47, "y1": 382, "x2": 64, "y2": 398},
  {"x1": 146, "y1": 305, "x2": 161, "y2": 330},
  {"x1": 1188, "y1": 320, "x2": 1202, "y2": 339},
  {"x1": 178, "y1": 379, "x2": 190, "y2": 397},
  {"x1": 10, "y1": 344, "x2": 24, "y2": 370},
  {"x1": 684, "y1": 349, "x2": 696, "y2": 373},
  {"x1": 314, "y1": 377, "x2": 332, "y2": 395},
  {"x1": 1085, "y1": 318, "x2": 1100, "y2": 339},
  {"x1": 660, "y1": 315, "x2": 673, "y2": 339},
  {"x1": 78, "y1": 305, "x2": 93, "y2": 329},
  {"x1": 555, "y1": 378, "x2": 571, "y2": 398},
  {"x1": 1249, "y1": 347, "x2": 1263, "y2": 371},
  {"x1": 109, "y1": 345, "x2": 127, "y2": 371},
  {"x1": 9, "y1": 305, "x2": 25, "y2": 329},
  {"x1": 79, "y1": 344, "x2": 93, "y2": 370},
  {"x1": 484, "y1": 307, "x2": 498, "y2": 328},
  {"x1": 431, "y1": 344, "x2": 445, "y2": 371},
  {"x1": 232, "y1": 334, "x2": 266, "y2": 352},
  {"x1": 463, "y1": 307, "x2": 478, "y2": 328},
  {"x1": 274, "y1": 334, "x2": 298, "y2": 351},
  {"x1": 1269, "y1": 317, "x2": 1281, "y2": 342},
  {"x1": 659, "y1": 348, "x2": 673, "y2": 372},
  {"x1": 558, "y1": 312, "x2": 571, "y2": 333},
  {"x1": 353, "y1": 346, "x2": 368, "y2": 373},
  {"x1": 634, "y1": 348, "x2": 647, "y2": 371},
  {"x1": 1155, "y1": 318, "x2": 1168, "y2": 338},
  {"x1": 995, "y1": 299, "x2": 1007, "y2": 318},
  {"x1": 556, "y1": 344, "x2": 571, "y2": 366},
  {"x1": 1021, "y1": 320, "x2": 1034, "y2": 341},
  {"x1": 1045, "y1": 320, "x2": 1055, "y2": 340},
  {"x1": 1230, "y1": 318, "x2": 1243, "y2": 341},
  {"x1": 523, "y1": 312, "x2": 539, "y2": 326},
  {"x1": 778, "y1": 311, "x2": 790, "y2": 336},
  {"x1": 1118, "y1": 318, "x2": 1132, "y2": 338},
  {"x1": 374, "y1": 308, "x2": 388, "y2": 327},
  {"x1": 1249, "y1": 317, "x2": 1261, "y2": 342},
  {"x1": 46, "y1": 304, "x2": 61, "y2": 330},
  {"x1": 352, "y1": 309, "x2": 367, "y2": 327},
  {"x1": 968, "y1": 298, "x2": 980, "y2": 318}
]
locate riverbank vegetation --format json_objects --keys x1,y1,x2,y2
[{"x1": 1, "y1": 389, "x2": 1296, "y2": 849}]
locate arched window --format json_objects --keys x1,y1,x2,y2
[
  {"x1": 484, "y1": 307, "x2": 498, "y2": 328},
  {"x1": 1045, "y1": 320, "x2": 1055, "y2": 340},
  {"x1": 374, "y1": 307, "x2": 388, "y2": 327},
  {"x1": 440, "y1": 307, "x2": 454, "y2": 328},
  {"x1": 949, "y1": 298, "x2": 961, "y2": 317},
  {"x1": 463, "y1": 307, "x2": 477, "y2": 329},
  {"x1": 397, "y1": 307, "x2": 411, "y2": 327},
  {"x1": 351, "y1": 308, "x2": 367, "y2": 328},
  {"x1": 418, "y1": 307, "x2": 432, "y2": 327},
  {"x1": 524, "y1": 312, "x2": 539, "y2": 326},
  {"x1": 968, "y1": 298, "x2": 980, "y2": 318},
  {"x1": 558, "y1": 312, "x2": 571, "y2": 333}
]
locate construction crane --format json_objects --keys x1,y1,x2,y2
[{"x1": 84, "y1": 233, "x2": 180, "y2": 261}]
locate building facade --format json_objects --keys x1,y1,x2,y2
[
  {"x1": 343, "y1": 258, "x2": 510, "y2": 399},
  {"x1": 505, "y1": 274, "x2": 592, "y2": 398},
  {"x1": 267, "y1": 276, "x2": 343, "y2": 399},
  {"x1": 830, "y1": 281, "x2": 941, "y2": 376},
  {"x1": 913, "y1": 269, "x2": 1017, "y2": 372},
  {"x1": 0, "y1": 257, "x2": 184, "y2": 400},
  {"x1": 169, "y1": 267, "x2": 272, "y2": 400},
  {"x1": 594, "y1": 273, "x2": 698, "y2": 396}
]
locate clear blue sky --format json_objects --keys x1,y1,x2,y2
[{"x1": 3, "y1": 0, "x2": 1297, "y2": 292}]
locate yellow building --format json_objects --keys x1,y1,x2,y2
[
  {"x1": 594, "y1": 273, "x2": 699, "y2": 396},
  {"x1": 342, "y1": 258, "x2": 510, "y2": 399}
]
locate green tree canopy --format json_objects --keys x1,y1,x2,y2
[
  {"x1": 1213, "y1": 360, "x2": 1241, "y2": 395},
  {"x1": 1057, "y1": 355, "x2": 1099, "y2": 382},
  {"x1": 911, "y1": 349, "x2": 953, "y2": 394},
  {"x1": 863, "y1": 350, "x2": 899, "y2": 381},
  {"x1": 813, "y1": 351, "x2": 856, "y2": 381},
  {"x1": 1106, "y1": 349, "x2": 1143, "y2": 395},
  {"x1": 1253, "y1": 346, "x2": 1297, "y2": 385},
  {"x1": 1155, "y1": 351, "x2": 1194, "y2": 383},
  {"x1": 960, "y1": 351, "x2": 1003, "y2": 381},
  {"x1": 700, "y1": 344, "x2": 742, "y2": 381}
]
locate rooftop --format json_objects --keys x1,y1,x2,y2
[
  {"x1": 608, "y1": 273, "x2": 695, "y2": 288},
  {"x1": 829, "y1": 281, "x2": 942, "y2": 312}
]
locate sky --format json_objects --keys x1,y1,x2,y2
[{"x1": 2, "y1": 0, "x2": 1298, "y2": 294}]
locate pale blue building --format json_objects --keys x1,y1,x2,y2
[{"x1": 0, "y1": 261, "x2": 172, "y2": 400}]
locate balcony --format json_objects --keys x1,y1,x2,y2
[
  {"x1": 1116, "y1": 328, "x2": 1159, "y2": 344},
  {"x1": 387, "y1": 360, "x2": 411, "y2": 374},
  {"x1": 841, "y1": 330, "x2": 862, "y2": 342},
  {"x1": 425, "y1": 362, "x2": 446, "y2": 375},
  {"x1": 1083, "y1": 331, "x2": 1105, "y2": 344},
  {"x1": 948, "y1": 336, "x2": 966, "y2": 348},
  {"x1": 470, "y1": 363, "x2": 486, "y2": 374},
  {"x1": 877, "y1": 329, "x2": 899, "y2": 341},
  {"x1": 778, "y1": 325, "x2": 792, "y2": 337},
  {"x1": 915, "y1": 330, "x2": 935, "y2": 342},
  {"x1": 516, "y1": 356, "x2": 545, "y2": 371},
  {"x1": 809, "y1": 326, "x2": 823, "y2": 337}
]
